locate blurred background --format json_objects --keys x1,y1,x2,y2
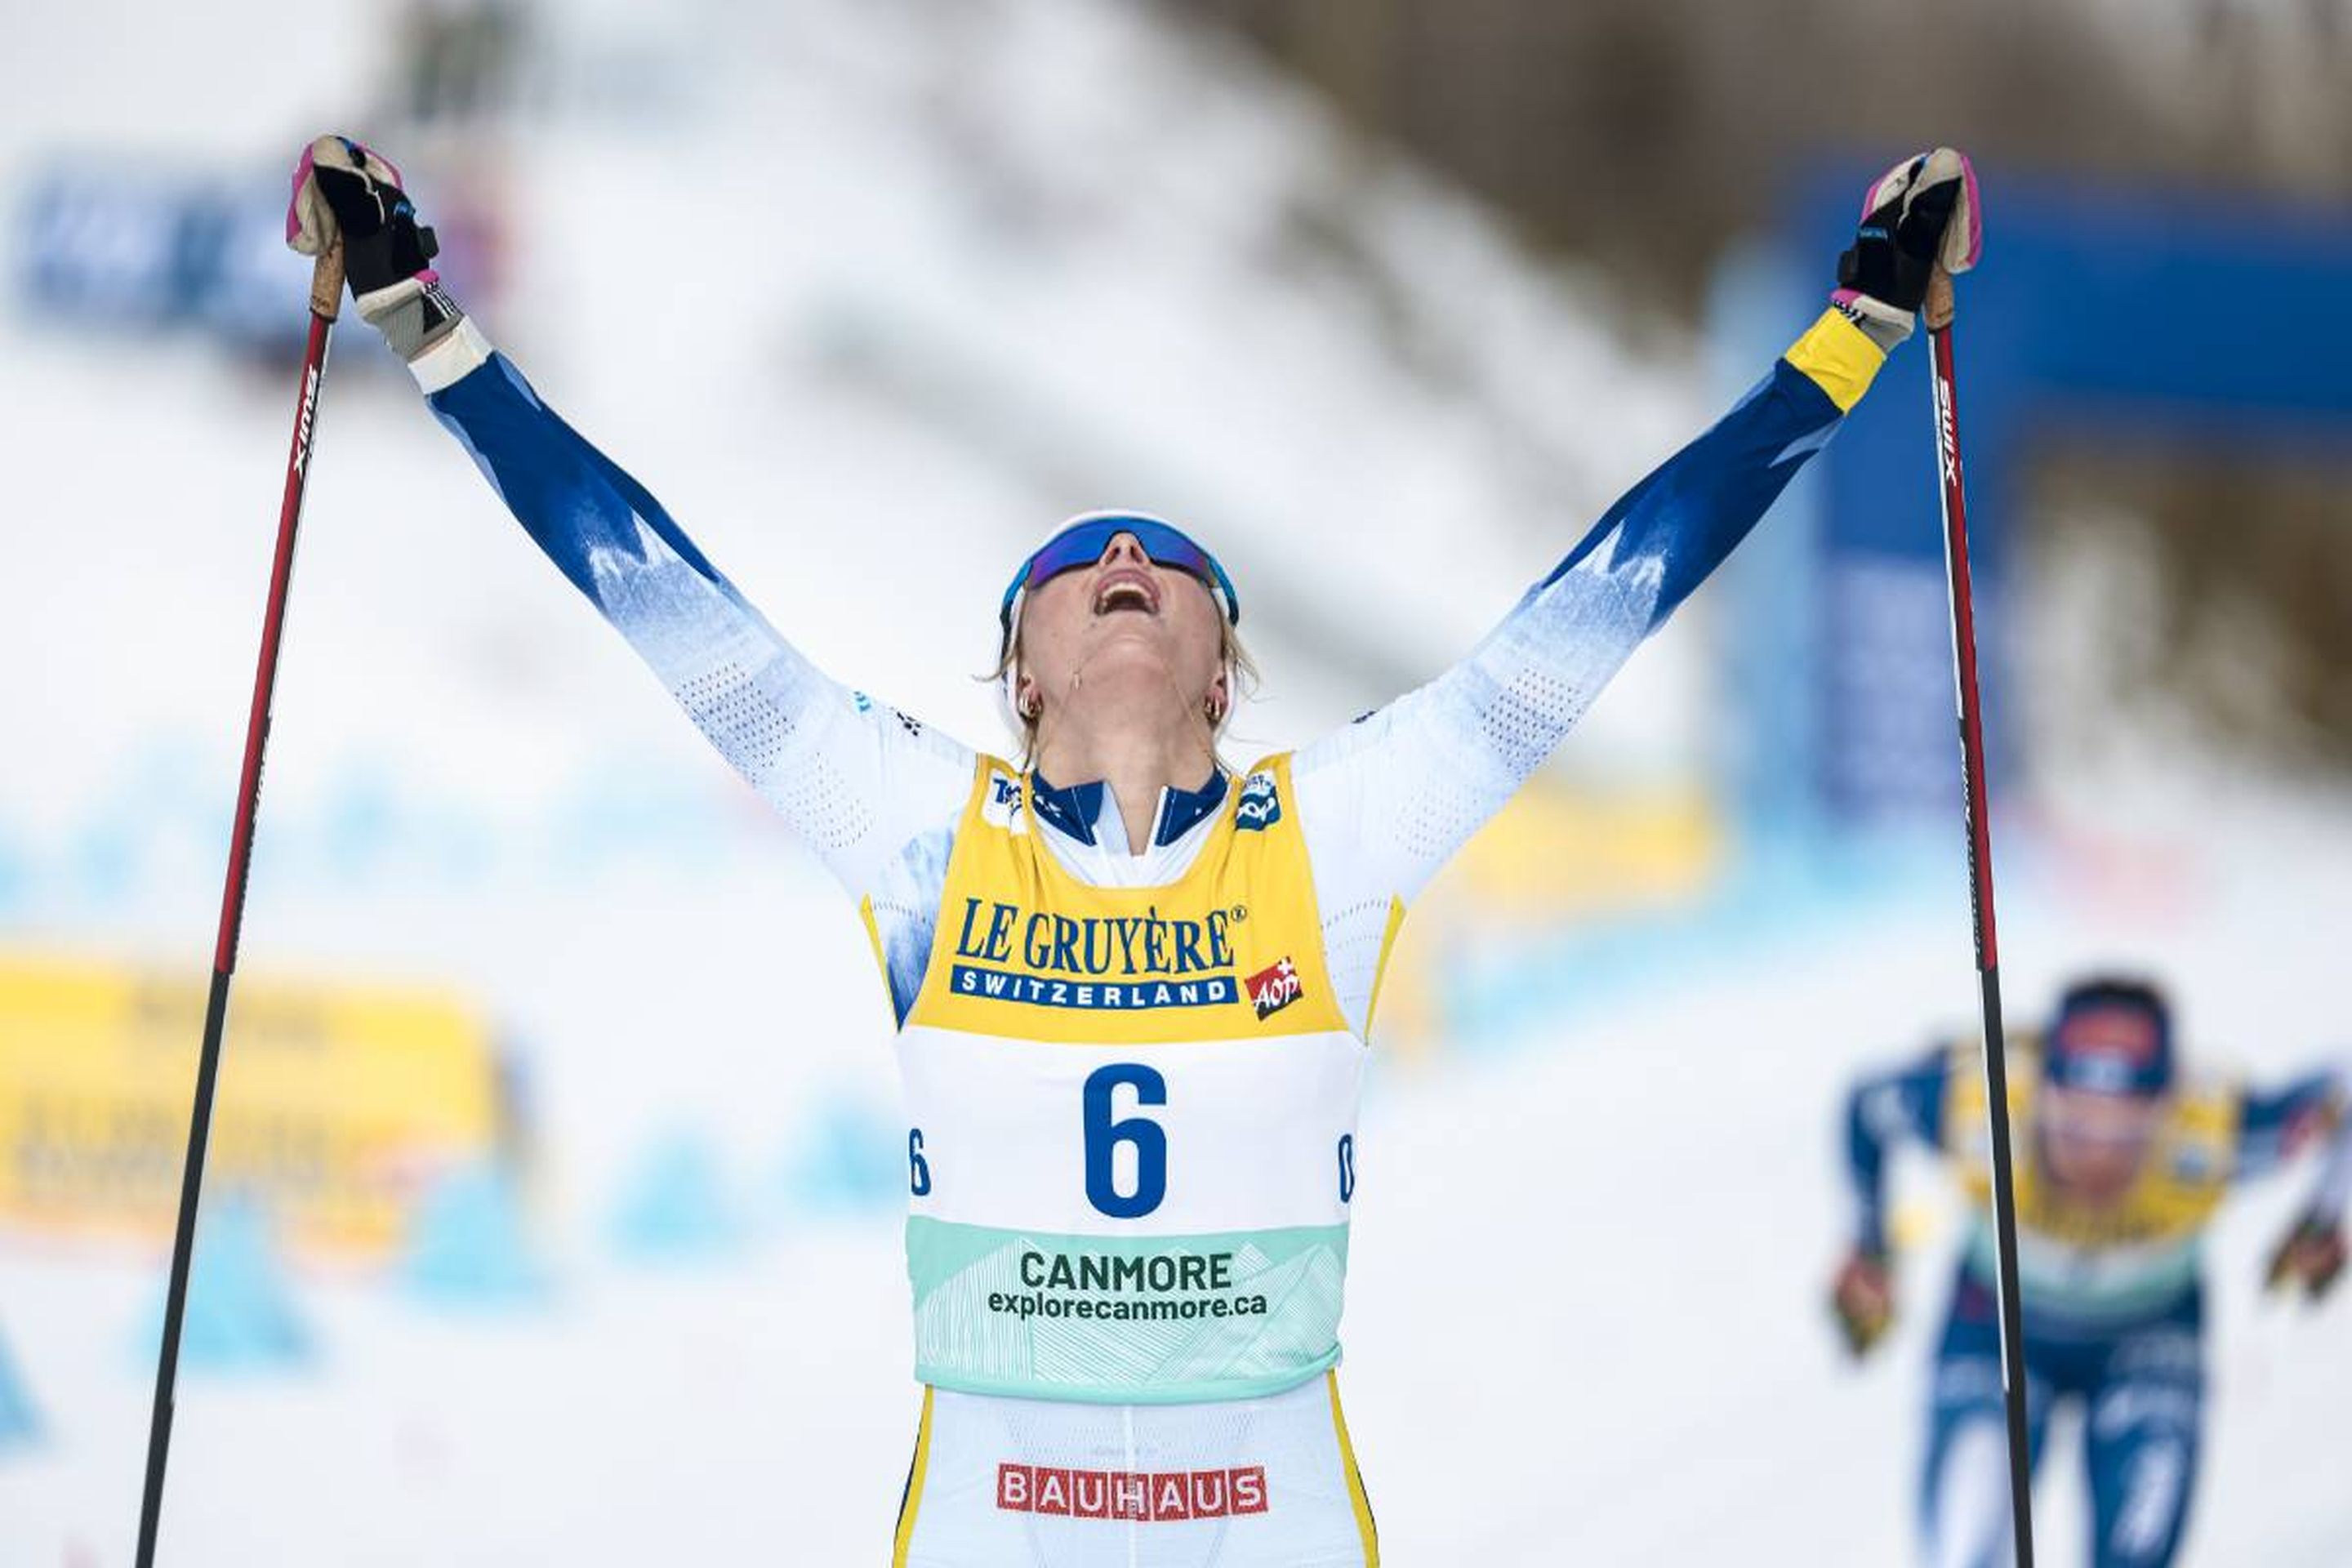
[{"x1": 2, "y1": 0, "x2": 2350, "y2": 1561}]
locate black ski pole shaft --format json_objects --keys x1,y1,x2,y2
[
  {"x1": 1924, "y1": 265, "x2": 2036, "y2": 1568},
  {"x1": 134, "y1": 243, "x2": 343, "y2": 1568}
]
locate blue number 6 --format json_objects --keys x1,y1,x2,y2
[
  {"x1": 908, "y1": 1128, "x2": 933, "y2": 1196},
  {"x1": 1083, "y1": 1064, "x2": 1167, "y2": 1218}
]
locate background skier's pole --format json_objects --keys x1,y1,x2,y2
[
  {"x1": 133, "y1": 243, "x2": 344, "y2": 1568},
  {"x1": 1924, "y1": 265, "x2": 2038, "y2": 1568}
]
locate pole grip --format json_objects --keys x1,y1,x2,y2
[
  {"x1": 1924, "y1": 267, "x2": 1955, "y2": 332},
  {"x1": 310, "y1": 243, "x2": 345, "y2": 322}
]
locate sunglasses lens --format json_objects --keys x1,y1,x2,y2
[
  {"x1": 1000, "y1": 517, "x2": 1239, "y2": 638},
  {"x1": 1023, "y1": 521, "x2": 1213, "y2": 590}
]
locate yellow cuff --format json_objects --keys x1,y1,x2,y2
[{"x1": 1785, "y1": 308, "x2": 1886, "y2": 413}]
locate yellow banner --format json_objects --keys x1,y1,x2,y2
[
  {"x1": 1374, "y1": 781, "x2": 1722, "y2": 1058},
  {"x1": 0, "y1": 952, "x2": 502, "y2": 1260}
]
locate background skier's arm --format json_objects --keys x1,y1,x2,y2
[
  {"x1": 1843, "y1": 1049, "x2": 1953, "y2": 1256},
  {"x1": 1826, "y1": 1047, "x2": 1951, "y2": 1355},
  {"x1": 290, "y1": 135, "x2": 973, "y2": 901},
  {"x1": 2235, "y1": 1064, "x2": 2352, "y2": 1192},
  {"x1": 2238, "y1": 1064, "x2": 2352, "y2": 1299}
]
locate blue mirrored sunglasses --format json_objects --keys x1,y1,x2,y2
[{"x1": 996, "y1": 515, "x2": 1241, "y2": 644}]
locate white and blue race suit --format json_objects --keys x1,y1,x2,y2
[{"x1": 405, "y1": 303, "x2": 1891, "y2": 1565}]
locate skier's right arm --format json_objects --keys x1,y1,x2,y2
[
  {"x1": 1842, "y1": 1047, "x2": 1953, "y2": 1257},
  {"x1": 288, "y1": 136, "x2": 973, "y2": 898},
  {"x1": 1830, "y1": 1047, "x2": 1952, "y2": 1356}
]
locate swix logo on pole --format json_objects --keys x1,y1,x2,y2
[
  {"x1": 1934, "y1": 373, "x2": 1960, "y2": 488},
  {"x1": 291, "y1": 365, "x2": 320, "y2": 476}
]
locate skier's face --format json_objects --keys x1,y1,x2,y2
[
  {"x1": 2037, "y1": 1085, "x2": 2162, "y2": 1200},
  {"x1": 1013, "y1": 532, "x2": 1229, "y2": 733}
]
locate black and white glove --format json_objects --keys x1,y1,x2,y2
[
  {"x1": 1833, "y1": 148, "x2": 1980, "y2": 347},
  {"x1": 286, "y1": 134, "x2": 462, "y2": 359}
]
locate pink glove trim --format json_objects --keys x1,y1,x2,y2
[
  {"x1": 285, "y1": 145, "x2": 317, "y2": 243},
  {"x1": 1955, "y1": 154, "x2": 1984, "y2": 270}
]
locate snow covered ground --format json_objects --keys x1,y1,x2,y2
[{"x1": 1, "y1": 0, "x2": 2347, "y2": 1563}]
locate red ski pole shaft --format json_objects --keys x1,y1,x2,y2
[
  {"x1": 135, "y1": 243, "x2": 343, "y2": 1568},
  {"x1": 1925, "y1": 266, "x2": 2037, "y2": 1568}
]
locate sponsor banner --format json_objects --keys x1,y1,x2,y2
[
  {"x1": 1245, "y1": 957, "x2": 1303, "y2": 1020},
  {"x1": 997, "y1": 1463, "x2": 1268, "y2": 1520},
  {"x1": 0, "y1": 952, "x2": 505, "y2": 1259},
  {"x1": 906, "y1": 1217, "x2": 1347, "y2": 1401},
  {"x1": 949, "y1": 966, "x2": 1236, "y2": 1013},
  {"x1": 1234, "y1": 771, "x2": 1281, "y2": 832}
]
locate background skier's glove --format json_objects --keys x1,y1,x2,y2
[
  {"x1": 1830, "y1": 1245, "x2": 1896, "y2": 1356},
  {"x1": 1833, "y1": 148, "x2": 1980, "y2": 348},
  {"x1": 287, "y1": 134, "x2": 462, "y2": 359},
  {"x1": 2266, "y1": 1211, "x2": 2347, "y2": 1301}
]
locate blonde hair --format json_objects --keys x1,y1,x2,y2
[{"x1": 988, "y1": 615, "x2": 1259, "y2": 765}]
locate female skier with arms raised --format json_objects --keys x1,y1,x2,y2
[{"x1": 287, "y1": 136, "x2": 1976, "y2": 1566}]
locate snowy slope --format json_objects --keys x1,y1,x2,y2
[{"x1": 2, "y1": 2, "x2": 2349, "y2": 1566}]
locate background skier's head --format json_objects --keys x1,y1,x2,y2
[{"x1": 2036, "y1": 976, "x2": 2176, "y2": 1199}]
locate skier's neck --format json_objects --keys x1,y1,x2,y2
[{"x1": 1033, "y1": 716, "x2": 1217, "y2": 856}]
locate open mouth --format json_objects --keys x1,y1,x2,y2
[{"x1": 1092, "y1": 571, "x2": 1160, "y2": 617}]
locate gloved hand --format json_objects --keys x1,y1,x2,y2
[
  {"x1": 1834, "y1": 148, "x2": 1980, "y2": 345},
  {"x1": 286, "y1": 134, "x2": 461, "y2": 359},
  {"x1": 2266, "y1": 1212, "x2": 2347, "y2": 1302},
  {"x1": 1830, "y1": 1245, "x2": 1896, "y2": 1356}
]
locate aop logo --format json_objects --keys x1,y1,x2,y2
[
  {"x1": 1246, "y1": 956, "x2": 1303, "y2": 1020},
  {"x1": 997, "y1": 1463, "x2": 1268, "y2": 1521},
  {"x1": 1235, "y1": 770, "x2": 1281, "y2": 831}
]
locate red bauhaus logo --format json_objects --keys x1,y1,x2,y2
[
  {"x1": 1245, "y1": 957, "x2": 1303, "y2": 1020},
  {"x1": 997, "y1": 1463, "x2": 1269, "y2": 1521}
]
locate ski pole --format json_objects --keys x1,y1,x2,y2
[
  {"x1": 134, "y1": 241, "x2": 344, "y2": 1568},
  {"x1": 1924, "y1": 265, "x2": 2037, "y2": 1568}
]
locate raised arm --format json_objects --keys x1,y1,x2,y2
[
  {"x1": 288, "y1": 136, "x2": 973, "y2": 901},
  {"x1": 1294, "y1": 305, "x2": 1879, "y2": 891},
  {"x1": 1291, "y1": 152, "x2": 1978, "y2": 1033}
]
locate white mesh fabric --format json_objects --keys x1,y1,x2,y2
[
  {"x1": 1293, "y1": 530, "x2": 1664, "y2": 1036},
  {"x1": 579, "y1": 511, "x2": 973, "y2": 896}
]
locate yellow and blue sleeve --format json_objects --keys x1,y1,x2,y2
[{"x1": 1531, "y1": 305, "x2": 1887, "y2": 634}]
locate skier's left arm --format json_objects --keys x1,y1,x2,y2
[
  {"x1": 2238, "y1": 1063, "x2": 2352, "y2": 1299},
  {"x1": 1292, "y1": 150, "x2": 1980, "y2": 1029}
]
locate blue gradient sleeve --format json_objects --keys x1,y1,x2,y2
[
  {"x1": 1293, "y1": 320, "x2": 1874, "y2": 982},
  {"x1": 423, "y1": 352, "x2": 974, "y2": 922},
  {"x1": 430, "y1": 354, "x2": 739, "y2": 612},
  {"x1": 1539, "y1": 354, "x2": 1846, "y2": 630},
  {"x1": 1844, "y1": 1050, "x2": 1950, "y2": 1254}
]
